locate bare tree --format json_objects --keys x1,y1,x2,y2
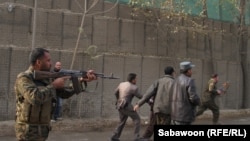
[
  {"x1": 70, "y1": 0, "x2": 119, "y2": 70},
  {"x1": 69, "y1": 0, "x2": 119, "y2": 118}
]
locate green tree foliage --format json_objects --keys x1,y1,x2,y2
[{"x1": 129, "y1": 0, "x2": 248, "y2": 25}]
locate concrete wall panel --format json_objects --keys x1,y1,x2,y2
[
  {"x1": 46, "y1": 35, "x2": 62, "y2": 49},
  {"x1": 191, "y1": 59, "x2": 203, "y2": 96},
  {"x1": 72, "y1": 53, "x2": 103, "y2": 118},
  {"x1": 222, "y1": 35, "x2": 233, "y2": 61},
  {"x1": 87, "y1": 0, "x2": 104, "y2": 15},
  {"x1": 62, "y1": 14, "x2": 80, "y2": 50},
  {"x1": 107, "y1": 19, "x2": 120, "y2": 51},
  {"x1": 80, "y1": 16, "x2": 93, "y2": 51},
  {"x1": 16, "y1": 0, "x2": 33, "y2": 7},
  {"x1": 0, "y1": 47, "x2": 11, "y2": 120},
  {"x1": 196, "y1": 33, "x2": 206, "y2": 59},
  {"x1": 70, "y1": 0, "x2": 85, "y2": 13},
  {"x1": 120, "y1": 20, "x2": 134, "y2": 52},
  {"x1": 212, "y1": 33, "x2": 222, "y2": 60},
  {"x1": 140, "y1": 57, "x2": 160, "y2": 116},
  {"x1": 215, "y1": 61, "x2": 242, "y2": 109},
  {"x1": 226, "y1": 61, "x2": 242, "y2": 109},
  {"x1": 187, "y1": 31, "x2": 197, "y2": 58},
  {"x1": 178, "y1": 29, "x2": 187, "y2": 58},
  {"x1": 93, "y1": 17, "x2": 108, "y2": 52},
  {"x1": 157, "y1": 27, "x2": 168, "y2": 56},
  {"x1": 60, "y1": 51, "x2": 74, "y2": 69},
  {"x1": 144, "y1": 23, "x2": 157, "y2": 55},
  {"x1": 46, "y1": 13, "x2": 63, "y2": 48},
  {"x1": 0, "y1": 24, "x2": 13, "y2": 45},
  {"x1": 35, "y1": 11, "x2": 48, "y2": 48},
  {"x1": 37, "y1": 0, "x2": 52, "y2": 9},
  {"x1": 141, "y1": 57, "x2": 160, "y2": 93},
  {"x1": 0, "y1": 8, "x2": 14, "y2": 44},
  {"x1": 52, "y1": 0, "x2": 69, "y2": 9},
  {"x1": 134, "y1": 21, "x2": 144, "y2": 54},
  {"x1": 168, "y1": 31, "x2": 179, "y2": 57},
  {"x1": 118, "y1": 4, "x2": 132, "y2": 19},
  {"x1": 9, "y1": 48, "x2": 30, "y2": 119},
  {"x1": 47, "y1": 13, "x2": 63, "y2": 36},
  {"x1": 231, "y1": 36, "x2": 240, "y2": 62},
  {"x1": 49, "y1": 50, "x2": 60, "y2": 66},
  {"x1": 12, "y1": 8, "x2": 31, "y2": 44},
  {"x1": 204, "y1": 19, "x2": 214, "y2": 30},
  {"x1": 104, "y1": 1, "x2": 118, "y2": 18},
  {"x1": 102, "y1": 55, "x2": 125, "y2": 118}
]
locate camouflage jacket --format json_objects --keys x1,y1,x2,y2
[
  {"x1": 15, "y1": 66, "x2": 75, "y2": 125},
  {"x1": 201, "y1": 78, "x2": 218, "y2": 102}
]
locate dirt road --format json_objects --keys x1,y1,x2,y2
[{"x1": 1, "y1": 109, "x2": 250, "y2": 141}]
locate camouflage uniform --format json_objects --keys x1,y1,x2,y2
[
  {"x1": 15, "y1": 67, "x2": 75, "y2": 141},
  {"x1": 196, "y1": 78, "x2": 220, "y2": 124}
]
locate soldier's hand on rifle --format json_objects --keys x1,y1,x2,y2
[
  {"x1": 80, "y1": 70, "x2": 97, "y2": 82},
  {"x1": 51, "y1": 77, "x2": 66, "y2": 89}
]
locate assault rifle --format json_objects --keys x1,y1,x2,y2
[{"x1": 33, "y1": 69, "x2": 119, "y2": 94}]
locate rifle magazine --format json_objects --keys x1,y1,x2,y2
[{"x1": 72, "y1": 76, "x2": 83, "y2": 94}]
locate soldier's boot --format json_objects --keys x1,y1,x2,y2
[{"x1": 212, "y1": 112, "x2": 220, "y2": 125}]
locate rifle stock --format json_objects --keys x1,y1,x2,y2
[{"x1": 33, "y1": 69, "x2": 119, "y2": 94}]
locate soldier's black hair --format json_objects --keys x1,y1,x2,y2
[
  {"x1": 127, "y1": 73, "x2": 137, "y2": 82},
  {"x1": 29, "y1": 48, "x2": 49, "y2": 65},
  {"x1": 164, "y1": 66, "x2": 174, "y2": 75}
]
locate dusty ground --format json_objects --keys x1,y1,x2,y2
[{"x1": 1, "y1": 109, "x2": 250, "y2": 137}]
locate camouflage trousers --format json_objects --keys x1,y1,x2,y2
[
  {"x1": 196, "y1": 100, "x2": 220, "y2": 124},
  {"x1": 15, "y1": 123, "x2": 51, "y2": 141}
]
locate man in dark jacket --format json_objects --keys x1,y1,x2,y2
[
  {"x1": 133, "y1": 66, "x2": 175, "y2": 140},
  {"x1": 171, "y1": 61, "x2": 200, "y2": 125}
]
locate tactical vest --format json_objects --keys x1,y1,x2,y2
[{"x1": 15, "y1": 71, "x2": 55, "y2": 125}]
